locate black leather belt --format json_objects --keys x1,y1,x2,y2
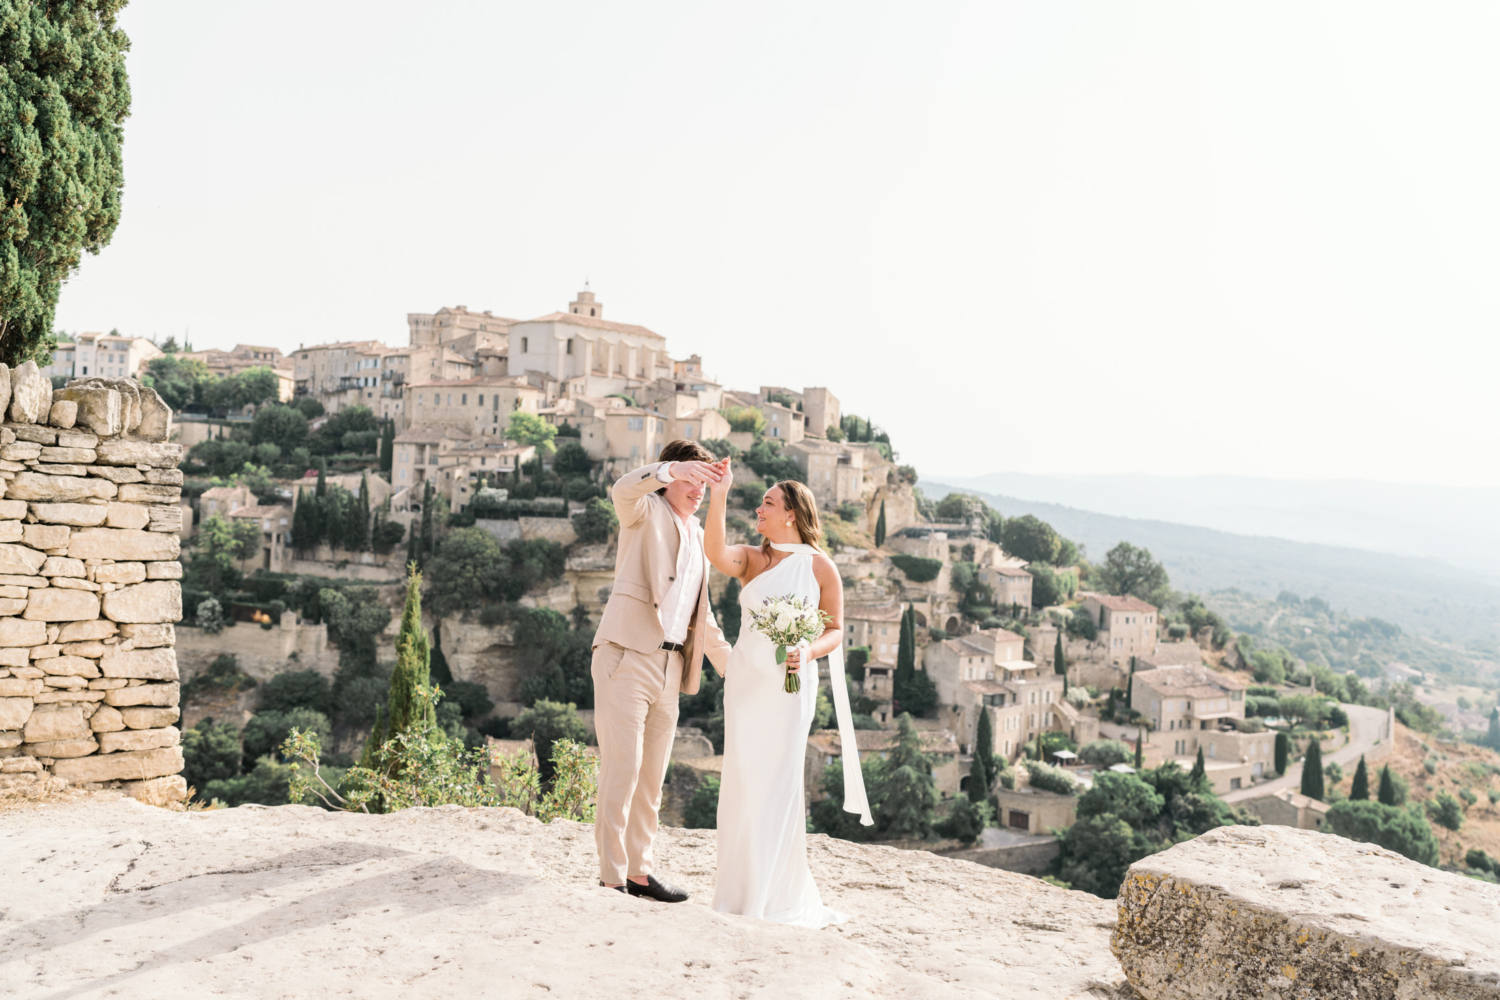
[{"x1": 660, "y1": 641, "x2": 685, "y2": 653}]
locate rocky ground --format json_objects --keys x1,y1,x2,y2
[{"x1": 0, "y1": 795, "x2": 1133, "y2": 999}]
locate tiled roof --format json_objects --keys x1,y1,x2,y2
[
  {"x1": 1132, "y1": 665, "x2": 1245, "y2": 695},
  {"x1": 990, "y1": 566, "x2": 1032, "y2": 578},
  {"x1": 228, "y1": 504, "x2": 289, "y2": 518},
  {"x1": 406, "y1": 375, "x2": 531, "y2": 390},
  {"x1": 1083, "y1": 592, "x2": 1158, "y2": 613},
  {"x1": 962, "y1": 679, "x2": 1009, "y2": 696},
  {"x1": 977, "y1": 627, "x2": 1027, "y2": 645},
  {"x1": 520, "y1": 311, "x2": 665, "y2": 341},
  {"x1": 395, "y1": 424, "x2": 475, "y2": 444}
]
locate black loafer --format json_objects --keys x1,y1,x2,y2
[
  {"x1": 626, "y1": 875, "x2": 690, "y2": 903},
  {"x1": 599, "y1": 881, "x2": 627, "y2": 894}
]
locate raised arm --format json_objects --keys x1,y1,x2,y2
[
  {"x1": 703, "y1": 458, "x2": 763, "y2": 580},
  {"x1": 611, "y1": 459, "x2": 723, "y2": 528}
]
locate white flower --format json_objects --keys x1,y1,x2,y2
[{"x1": 774, "y1": 611, "x2": 795, "y2": 632}]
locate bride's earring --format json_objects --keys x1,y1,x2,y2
[{"x1": 785, "y1": 520, "x2": 793, "y2": 527}]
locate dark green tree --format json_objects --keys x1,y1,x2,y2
[
  {"x1": 716, "y1": 577, "x2": 742, "y2": 645},
  {"x1": 870, "y1": 714, "x2": 937, "y2": 839},
  {"x1": 510, "y1": 698, "x2": 589, "y2": 785},
  {"x1": 1426, "y1": 791, "x2": 1463, "y2": 831},
  {"x1": 874, "y1": 499, "x2": 887, "y2": 547},
  {"x1": 240, "y1": 707, "x2": 331, "y2": 771},
  {"x1": 1349, "y1": 755, "x2": 1370, "y2": 800},
  {"x1": 1274, "y1": 732, "x2": 1291, "y2": 776},
  {"x1": 683, "y1": 775, "x2": 720, "y2": 829},
  {"x1": 1189, "y1": 747, "x2": 1206, "y2": 787},
  {"x1": 1487, "y1": 707, "x2": 1500, "y2": 751},
  {"x1": 257, "y1": 670, "x2": 332, "y2": 716},
  {"x1": 1096, "y1": 542, "x2": 1170, "y2": 603},
  {"x1": 970, "y1": 707, "x2": 995, "y2": 803},
  {"x1": 250, "y1": 405, "x2": 308, "y2": 448},
  {"x1": 1134, "y1": 730, "x2": 1143, "y2": 769},
  {"x1": 573, "y1": 496, "x2": 618, "y2": 544},
  {"x1": 1053, "y1": 629, "x2": 1066, "y2": 678},
  {"x1": 894, "y1": 604, "x2": 915, "y2": 690},
  {"x1": 143, "y1": 354, "x2": 210, "y2": 410},
  {"x1": 1377, "y1": 764, "x2": 1397, "y2": 806},
  {"x1": 892, "y1": 605, "x2": 938, "y2": 716},
  {"x1": 290, "y1": 488, "x2": 316, "y2": 553},
  {"x1": 379, "y1": 420, "x2": 395, "y2": 473},
  {"x1": 1001, "y1": 514, "x2": 1060, "y2": 564},
  {"x1": 348, "y1": 471, "x2": 372, "y2": 552},
  {"x1": 1325, "y1": 800, "x2": 1439, "y2": 867},
  {"x1": 1300, "y1": 738, "x2": 1325, "y2": 801},
  {"x1": 420, "y1": 481, "x2": 435, "y2": 555},
  {"x1": 181, "y1": 719, "x2": 242, "y2": 799},
  {"x1": 0, "y1": 1, "x2": 131, "y2": 363},
  {"x1": 362, "y1": 564, "x2": 439, "y2": 777}
]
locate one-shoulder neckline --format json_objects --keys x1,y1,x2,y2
[{"x1": 769, "y1": 543, "x2": 817, "y2": 554}]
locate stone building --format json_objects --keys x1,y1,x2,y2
[
  {"x1": 43, "y1": 332, "x2": 163, "y2": 382},
  {"x1": 227, "y1": 504, "x2": 292, "y2": 574},
  {"x1": 0, "y1": 369, "x2": 186, "y2": 805},
  {"x1": 507, "y1": 290, "x2": 671, "y2": 385},
  {"x1": 405, "y1": 376, "x2": 543, "y2": 437},
  {"x1": 1239, "y1": 787, "x2": 1330, "y2": 831},
  {"x1": 785, "y1": 438, "x2": 866, "y2": 507},
  {"x1": 406, "y1": 305, "x2": 514, "y2": 356},
  {"x1": 806, "y1": 727, "x2": 963, "y2": 806},
  {"x1": 980, "y1": 564, "x2": 1033, "y2": 613},
  {"x1": 843, "y1": 598, "x2": 903, "y2": 710},
  {"x1": 1129, "y1": 663, "x2": 1274, "y2": 793},
  {"x1": 1078, "y1": 592, "x2": 1159, "y2": 666}
]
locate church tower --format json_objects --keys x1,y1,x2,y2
[{"x1": 569, "y1": 286, "x2": 602, "y2": 318}]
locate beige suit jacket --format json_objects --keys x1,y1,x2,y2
[{"x1": 592, "y1": 461, "x2": 732, "y2": 695}]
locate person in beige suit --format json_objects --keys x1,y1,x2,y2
[{"x1": 592, "y1": 439, "x2": 732, "y2": 902}]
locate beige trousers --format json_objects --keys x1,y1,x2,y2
[{"x1": 591, "y1": 641, "x2": 681, "y2": 885}]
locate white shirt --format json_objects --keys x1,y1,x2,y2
[{"x1": 656, "y1": 463, "x2": 705, "y2": 644}]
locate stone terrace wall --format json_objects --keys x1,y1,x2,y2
[{"x1": 0, "y1": 367, "x2": 185, "y2": 805}]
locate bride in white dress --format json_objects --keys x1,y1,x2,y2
[{"x1": 703, "y1": 461, "x2": 873, "y2": 928}]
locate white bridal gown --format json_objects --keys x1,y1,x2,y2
[{"x1": 713, "y1": 542, "x2": 873, "y2": 927}]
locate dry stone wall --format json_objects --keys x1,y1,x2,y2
[{"x1": 0, "y1": 367, "x2": 185, "y2": 806}]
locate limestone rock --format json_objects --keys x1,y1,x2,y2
[
  {"x1": 9, "y1": 424, "x2": 55, "y2": 445},
  {"x1": 0, "y1": 729, "x2": 21, "y2": 749},
  {"x1": 62, "y1": 640, "x2": 107, "y2": 657},
  {"x1": 0, "y1": 618, "x2": 47, "y2": 646},
  {"x1": 39, "y1": 446, "x2": 96, "y2": 464},
  {"x1": 145, "y1": 561, "x2": 182, "y2": 580},
  {"x1": 98, "y1": 725, "x2": 179, "y2": 753},
  {"x1": 93, "y1": 439, "x2": 182, "y2": 468},
  {"x1": 0, "y1": 364, "x2": 10, "y2": 420},
  {"x1": 103, "y1": 501, "x2": 149, "y2": 529},
  {"x1": 104, "y1": 681, "x2": 179, "y2": 707},
  {"x1": 0, "y1": 676, "x2": 43, "y2": 696},
  {"x1": 49, "y1": 744, "x2": 182, "y2": 783},
  {"x1": 132, "y1": 384, "x2": 172, "y2": 442},
  {"x1": 0, "y1": 696, "x2": 34, "y2": 728},
  {"x1": 23, "y1": 587, "x2": 102, "y2": 621},
  {"x1": 119, "y1": 622, "x2": 174, "y2": 647},
  {"x1": 40, "y1": 655, "x2": 100, "y2": 678},
  {"x1": 4, "y1": 471, "x2": 117, "y2": 502},
  {"x1": 1, "y1": 441, "x2": 42, "y2": 461},
  {"x1": 42, "y1": 672, "x2": 88, "y2": 688},
  {"x1": 88, "y1": 465, "x2": 145, "y2": 483},
  {"x1": 0, "y1": 597, "x2": 24, "y2": 615},
  {"x1": 147, "y1": 504, "x2": 183, "y2": 533},
  {"x1": 22, "y1": 703, "x2": 87, "y2": 743},
  {"x1": 7, "y1": 361, "x2": 52, "y2": 424},
  {"x1": 102, "y1": 580, "x2": 181, "y2": 624},
  {"x1": 95, "y1": 562, "x2": 146, "y2": 584},
  {"x1": 100, "y1": 646, "x2": 177, "y2": 680},
  {"x1": 144, "y1": 468, "x2": 184, "y2": 486},
  {"x1": 0, "y1": 499, "x2": 24, "y2": 519},
  {"x1": 41, "y1": 554, "x2": 85, "y2": 576},
  {"x1": 50, "y1": 385, "x2": 122, "y2": 436},
  {"x1": 68, "y1": 527, "x2": 181, "y2": 562},
  {"x1": 0, "y1": 542, "x2": 46, "y2": 576},
  {"x1": 117, "y1": 483, "x2": 183, "y2": 504},
  {"x1": 47, "y1": 399, "x2": 78, "y2": 429},
  {"x1": 57, "y1": 619, "x2": 117, "y2": 642},
  {"x1": 0, "y1": 522, "x2": 18, "y2": 544},
  {"x1": 23, "y1": 735, "x2": 98, "y2": 757},
  {"x1": 0, "y1": 647, "x2": 28, "y2": 667},
  {"x1": 90, "y1": 705, "x2": 125, "y2": 731},
  {"x1": 1112, "y1": 824, "x2": 1500, "y2": 1000},
  {"x1": 33, "y1": 687, "x2": 103, "y2": 703},
  {"x1": 29, "y1": 502, "x2": 109, "y2": 526},
  {"x1": 0, "y1": 754, "x2": 40, "y2": 772},
  {"x1": 121, "y1": 773, "x2": 187, "y2": 806},
  {"x1": 118, "y1": 705, "x2": 179, "y2": 729}
]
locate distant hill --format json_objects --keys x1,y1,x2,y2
[
  {"x1": 930, "y1": 472, "x2": 1500, "y2": 579},
  {"x1": 922, "y1": 480, "x2": 1500, "y2": 646}
]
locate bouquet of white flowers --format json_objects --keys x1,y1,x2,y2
[{"x1": 746, "y1": 593, "x2": 831, "y2": 693}]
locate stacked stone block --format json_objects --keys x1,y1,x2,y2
[{"x1": 0, "y1": 366, "x2": 186, "y2": 805}]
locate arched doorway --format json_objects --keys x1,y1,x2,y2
[{"x1": 945, "y1": 616, "x2": 959, "y2": 634}]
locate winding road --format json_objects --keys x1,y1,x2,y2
[{"x1": 1221, "y1": 703, "x2": 1393, "y2": 803}]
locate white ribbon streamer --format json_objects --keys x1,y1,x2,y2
[{"x1": 824, "y1": 642, "x2": 874, "y2": 826}]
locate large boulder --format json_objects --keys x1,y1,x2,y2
[
  {"x1": 102, "y1": 580, "x2": 182, "y2": 623},
  {"x1": 1112, "y1": 824, "x2": 1500, "y2": 999},
  {"x1": 8, "y1": 360, "x2": 52, "y2": 424},
  {"x1": 50, "y1": 385, "x2": 123, "y2": 436}
]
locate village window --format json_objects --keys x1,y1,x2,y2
[
  {"x1": 566, "y1": 339, "x2": 574, "y2": 354},
  {"x1": 521, "y1": 337, "x2": 529, "y2": 352}
]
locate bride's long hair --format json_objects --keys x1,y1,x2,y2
[{"x1": 761, "y1": 479, "x2": 826, "y2": 554}]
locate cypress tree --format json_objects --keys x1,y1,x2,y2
[
  {"x1": 363, "y1": 563, "x2": 439, "y2": 774},
  {"x1": 349, "y1": 471, "x2": 372, "y2": 552},
  {"x1": 876, "y1": 714, "x2": 937, "y2": 838},
  {"x1": 1053, "y1": 630, "x2": 1065, "y2": 676},
  {"x1": 1487, "y1": 707, "x2": 1500, "y2": 751},
  {"x1": 970, "y1": 708, "x2": 995, "y2": 803},
  {"x1": 379, "y1": 420, "x2": 395, "y2": 473},
  {"x1": 1274, "y1": 732, "x2": 1290, "y2": 776},
  {"x1": 717, "y1": 577, "x2": 742, "y2": 645},
  {"x1": 1377, "y1": 764, "x2": 1397, "y2": 806},
  {"x1": 1189, "y1": 746, "x2": 1206, "y2": 788},
  {"x1": 894, "y1": 605, "x2": 915, "y2": 691},
  {"x1": 1301, "y1": 739, "x2": 1325, "y2": 801},
  {"x1": 1134, "y1": 730, "x2": 1143, "y2": 769},
  {"x1": 291, "y1": 488, "x2": 315, "y2": 554},
  {"x1": 420, "y1": 481, "x2": 435, "y2": 555},
  {"x1": 1350, "y1": 755, "x2": 1370, "y2": 800},
  {"x1": 875, "y1": 500, "x2": 887, "y2": 547}
]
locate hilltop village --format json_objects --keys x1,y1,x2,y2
[{"x1": 40, "y1": 288, "x2": 1500, "y2": 895}]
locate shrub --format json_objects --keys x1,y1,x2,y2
[
  {"x1": 684, "y1": 775, "x2": 721, "y2": 829},
  {"x1": 196, "y1": 597, "x2": 225, "y2": 634},
  {"x1": 181, "y1": 719, "x2": 242, "y2": 799},
  {"x1": 934, "y1": 796, "x2": 992, "y2": 845},
  {"x1": 205, "y1": 757, "x2": 306, "y2": 808},
  {"x1": 182, "y1": 654, "x2": 257, "y2": 700},
  {"x1": 510, "y1": 700, "x2": 589, "y2": 784},
  {"x1": 257, "y1": 670, "x2": 332, "y2": 715},
  {"x1": 889, "y1": 555, "x2": 942, "y2": 583},
  {"x1": 441, "y1": 680, "x2": 495, "y2": 720},
  {"x1": 241, "y1": 708, "x2": 332, "y2": 771},
  {"x1": 1078, "y1": 739, "x2": 1131, "y2": 768},
  {"x1": 1466, "y1": 848, "x2": 1497, "y2": 874},
  {"x1": 1325, "y1": 800, "x2": 1440, "y2": 866},
  {"x1": 1426, "y1": 791, "x2": 1464, "y2": 831},
  {"x1": 1026, "y1": 761, "x2": 1078, "y2": 796},
  {"x1": 573, "y1": 497, "x2": 618, "y2": 544}
]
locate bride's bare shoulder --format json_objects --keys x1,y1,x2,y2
[{"x1": 810, "y1": 551, "x2": 840, "y2": 580}]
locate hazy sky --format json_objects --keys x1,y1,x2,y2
[{"x1": 53, "y1": 2, "x2": 1500, "y2": 487}]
